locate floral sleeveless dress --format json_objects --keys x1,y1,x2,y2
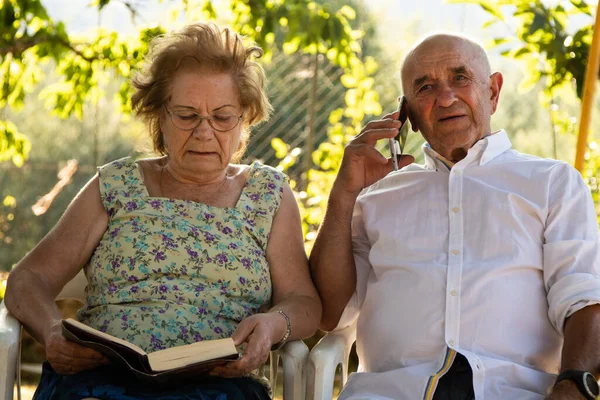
[
  {"x1": 78, "y1": 157, "x2": 286, "y2": 351},
  {"x1": 34, "y1": 157, "x2": 285, "y2": 400}
]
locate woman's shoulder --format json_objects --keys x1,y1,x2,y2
[{"x1": 246, "y1": 161, "x2": 288, "y2": 184}]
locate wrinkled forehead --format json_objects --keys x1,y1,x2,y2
[{"x1": 402, "y1": 36, "x2": 489, "y2": 89}]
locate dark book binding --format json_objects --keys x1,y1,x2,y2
[{"x1": 61, "y1": 320, "x2": 240, "y2": 384}]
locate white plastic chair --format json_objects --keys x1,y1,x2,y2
[
  {"x1": 306, "y1": 320, "x2": 357, "y2": 400},
  {"x1": 0, "y1": 270, "x2": 309, "y2": 400}
]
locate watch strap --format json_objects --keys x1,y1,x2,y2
[{"x1": 556, "y1": 370, "x2": 599, "y2": 400}]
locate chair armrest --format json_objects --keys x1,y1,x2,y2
[
  {"x1": 269, "y1": 340, "x2": 308, "y2": 400},
  {"x1": 306, "y1": 322, "x2": 357, "y2": 400},
  {"x1": 0, "y1": 300, "x2": 21, "y2": 400}
]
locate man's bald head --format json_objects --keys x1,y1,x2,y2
[{"x1": 401, "y1": 33, "x2": 491, "y2": 93}]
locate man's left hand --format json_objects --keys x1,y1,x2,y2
[{"x1": 546, "y1": 379, "x2": 587, "y2": 400}]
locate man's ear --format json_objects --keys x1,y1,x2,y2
[{"x1": 489, "y1": 72, "x2": 503, "y2": 115}]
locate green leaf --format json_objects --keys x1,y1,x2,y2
[
  {"x1": 338, "y1": 5, "x2": 356, "y2": 20},
  {"x1": 271, "y1": 137, "x2": 289, "y2": 159}
]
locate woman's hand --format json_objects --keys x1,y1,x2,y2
[
  {"x1": 209, "y1": 312, "x2": 286, "y2": 378},
  {"x1": 44, "y1": 320, "x2": 110, "y2": 375}
]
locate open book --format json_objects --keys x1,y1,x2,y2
[{"x1": 62, "y1": 318, "x2": 239, "y2": 382}]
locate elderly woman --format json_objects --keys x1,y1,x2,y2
[{"x1": 4, "y1": 23, "x2": 321, "y2": 399}]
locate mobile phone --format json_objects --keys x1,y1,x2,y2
[{"x1": 390, "y1": 96, "x2": 409, "y2": 171}]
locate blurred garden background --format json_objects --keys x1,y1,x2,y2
[{"x1": 1, "y1": 0, "x2": 600, "y2": 398}]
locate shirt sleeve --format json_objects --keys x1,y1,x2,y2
[
  {"x1": 544, "y1": 162, "x2": 600, "y2": 335},
  {"x1": 335, "y1": 197, "x2": 373, "y2": 330}
]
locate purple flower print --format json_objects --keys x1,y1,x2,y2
[
  {"x1": 222, "y1": 226, "x2": 232, "y2": 235},
  {"x1": 268, "y1": 183, "x2": 276, "y2": 190},
  {"x1": 204, "y1": 212, "x2": 215, "y2": 220},
  {"x1": 105, "y1": 193, "x2": 115, "y2": 203},
  {"x1": 195, "y1": 285, "x2": 205, "y2": 293},
  {"x1": 121, "y1": 315, "x2": 128, "y2": 321},
  {"x1": 108, "y1": 282, "x2": 118, "y2": 293},
  {"x1": 187, "y1": 249, "x2": 199, "y2": 259},
  {"x1": 216, "y1": 253, "x2": 228, "y2": 264},
  {"x1": 180, "y1": 265, "x2": 188, "y2": 275},
  {"x1": 180, "y1": 326, "x2": 189, "y2": 337},
  {"x1": 194, "y1": 334, "x2": 203, "y2": 342},
  {"x1": 203, "y1": 232, "x2": 215, "y2": 242},
  {"x1": 131, "y1": 285, "x2": 139, "y2": 293},
  {"x1": 239, "y1": 277, "x2": 246, "y2": 284},
  {"x1": 110, "y1": 228, "x2": 120, "y2": 238},
  {"x1": 250, "y1": 193, "x2": 260, "y2": 201},
  {"x1": 125, "y1": 201, "x2": 138, "y2": 212},
  {"x1": 162, "y1": 235, "x2": 177, "y2": 249},
  {"x1": 149, "y1": 200, "x2": 161, "y2": 209},
  {"x1": 214, "y1": 327, "x2": 223, "y2": 334},
  {"x1": 172, "y1": 285, "x2": 180, "y2": 291},
  {"x1": 150, "y1": 335, "x2": 166, "y2": 350},
  {"x1": 241, "y1": 258, "x2": 251, "y2": 269},
  {"x1": 154, "y1": 251, "x2": 166, "y2": 261},
  {"x1": 159, "y1": 285, "x2": 169, "y2": 293},
  {"x1": 229, "y1": 243, "x2": 238, "y2": 249}
]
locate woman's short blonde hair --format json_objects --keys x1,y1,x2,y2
[{"x1": 131, "y1": 23, "x2": 272, "y2": 162}]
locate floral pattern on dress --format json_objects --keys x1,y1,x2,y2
[{"x1": 77, "y1": 157, "x2": 286, "y2": 356}]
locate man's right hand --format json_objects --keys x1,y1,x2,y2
[
  {"x1": 44, "y1": 319, "x2": 110, "y2": 375},
  {"x1": 334, "y1": 111, "x2": 414, "y2": 198}
]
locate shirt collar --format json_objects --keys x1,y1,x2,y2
[{"x1": 423, "y1": 130, "x2": 512, "y2": 171}]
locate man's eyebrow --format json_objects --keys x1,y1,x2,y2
[
  {"x1": 450, "y1": 66, "x2": 469, "y2": 75},
  {"x1": 413, "y1": 75, "x2": 430, "y2": 89},
  {"x1": 412, "y1": 66, "x2": 472, "y2": 88}
]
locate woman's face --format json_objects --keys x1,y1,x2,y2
[{"x1": 161, "y1": 68, "x2": 243, "y2": 179}]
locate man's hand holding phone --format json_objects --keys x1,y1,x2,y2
[{"x1": 333, "y1": 96, "x2": 414, "y2": 199}]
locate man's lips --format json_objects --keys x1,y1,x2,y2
[
  {"x1": 188, "y1": 150, "x2": 217, "y2": 155},
  {"x1": 438, "y1": 114, "x2": 466, "y2": 122}
]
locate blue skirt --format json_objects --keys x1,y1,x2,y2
[{"x1": 33, "y1": 362, "x2": 271, "y2": 400}]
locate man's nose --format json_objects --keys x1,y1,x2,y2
[{"x1": 436, "y1": 85, "x2": 458, "y2": 108}]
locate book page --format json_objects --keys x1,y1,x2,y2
[
  {"x1": 146, "y1": 337, "x2": 238, "y2": 372},
  {"x1": 63, "y1": 318, "x2": 147, "y2": 356}
]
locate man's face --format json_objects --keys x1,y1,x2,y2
[{"x1": 402, "y1": 36, "x2": 502, "y2": 161}]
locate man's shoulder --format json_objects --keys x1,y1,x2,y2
[{"x1": 500, "y1": 149, "x2": 576, "y2": 175}]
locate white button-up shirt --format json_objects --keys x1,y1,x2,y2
[{"x1": 338, "y1": 130, "x2": 600, "y2": 400}]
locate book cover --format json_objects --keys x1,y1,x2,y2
[{"x1": 61, "y1": 318, "x2": 240, "y2": 383}]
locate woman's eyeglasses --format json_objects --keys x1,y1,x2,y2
[{"x1": 164, "y1": 106, "x2": 243, "y2": 132}]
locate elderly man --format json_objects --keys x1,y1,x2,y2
[{"x1": 310, "y1": 33, "x2": 600, "y2": 400}]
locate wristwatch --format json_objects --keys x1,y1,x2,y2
[{"x1": 555, "y1": 370, "x2": 599, "y2": 400}]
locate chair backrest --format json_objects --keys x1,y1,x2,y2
[{"x1": 56, "y1": 270, "x2": 87, "y2": 302}]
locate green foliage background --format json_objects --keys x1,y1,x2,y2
[{"x1": 1, "y1": 0, "x2": 600, "y2": 291}]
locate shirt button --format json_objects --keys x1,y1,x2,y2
[
  {"x1": 449, "y1": 339, "x2": 455, "y2": 346},
  {"x1": 452, "y1": 249, "x2": 460, "y2": 255},
  {"x1": 452, "y1": 207, "x2": 460, "y2": 213},
  {"x1": 450, "y1": 290, "x2": 458, "y2": 296}
]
